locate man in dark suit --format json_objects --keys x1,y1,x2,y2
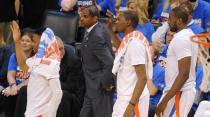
[
  {"x1": 79, "y1": 5, "x2": 114, "y2": 117},
  {"x1": 57, "y1": 43, "x2": 86, "y2": 117}
]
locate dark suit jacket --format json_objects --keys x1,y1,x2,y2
[
  {"x1": 81, "y1": 23, "x2": 114, "y2": 98},
  {"x1": 57, "y1": 44, "x2": 85, "y2": 117},
  {"x1": 59, "y1": 44, "x2": 85, "y2": 102}
]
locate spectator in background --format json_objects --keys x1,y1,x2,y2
[
  {"x1": 127, "y1": 0, "x2": 155, "y2": 43},
  {"x1": 151, "y1": 0, "x2": 170, "y2": 24},
  {"x1": 60, "y1": 0, "x2": 77, "y2": 12},
  {"x1": 0, "y1": 0, "x2": 19, "y2": 44},
  {"x1": 204, "y1": 0, "x2": 210, "y2": 2},
  {"x1": 115, "y1": 0, "x2": 127, "y2": 11},
  {"x1": 96, "y1": 0, "x2": 117, "y2": 17},
  {"x1": 0, "y1": 30, "x2": 34, "y2": 117},
  {"x1": 147, "y1": 40, "x2": 165, "y2": 117},
  {"x1": 189, "y1": 0, "x2": 210, "y2": 32},
  {"x1": 0, "y1": 42, "x2": 12, "y2": 92},
  {"x1": 117, "y1": 0, "x2": 154, "y2": 43}
]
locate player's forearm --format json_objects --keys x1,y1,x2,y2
[
  {"x1": 130, "y1": 76, "x2": 147, "y2": 104},
  {"x1": 162, "y1": 73, "x2": 189, "y2": 102},
  {"x1": 130, "y1": 65, "x2": 147, "y2": 104},
  {"x1": 15, "y1": 42, "x2": 28, "y2": 72},
  {"x1": 7, "y1": 71, "x2": 16, "y2": 85}
]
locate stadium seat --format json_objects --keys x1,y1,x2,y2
[{"x1": 44, "y1": 10, "x2": 79, "y2": 44}]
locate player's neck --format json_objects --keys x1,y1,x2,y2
[
  {"x1": 177, "y1": 24, "x2": 187, "y2": 32},
  {"x1": 124, "y1": 27, "x2": 135, "y2": 36}
]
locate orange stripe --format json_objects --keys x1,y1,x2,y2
[
  {"x1": 175, "y1": 92, "x2": 181, "y2": 117},
  {"x1": 134, "y1": 104, "x2": 140, "y2": 117},
  {"x1": 40, "y1": 59, "x2": 51, "y2": 65},
  {"x1": 117, "y1": 31, "x2": 148, "y2": 54}
]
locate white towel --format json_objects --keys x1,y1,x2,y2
[{"x1": 112, "y1": 31, "x2": 153, "y2": 79}]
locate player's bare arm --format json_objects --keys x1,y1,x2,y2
[
  {"x1": 10, "y1": 21, "x2": 29, "y2": 72},
  {"x1": 123, "y1": 64, "x2": 147, "y2": 117},
  {"x1": 156, "y1": 56, "x2": 191, "y2": 117}
]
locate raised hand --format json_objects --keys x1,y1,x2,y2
[
  {"x1": 106, "y1": 10, "x2": 116, "y2": 31},
  {"x1": 10, "y1": 21, "x2": 21, "y2": 43}
]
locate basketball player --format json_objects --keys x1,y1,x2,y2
[
  {"x1": 112, "y1": 10, "x2": 152, "y2": 117},
  {"x1": 155, "y1": 7, "x2": 198, "y2": 117},
  {"x1": 10, "y1": 21, "x2": 63, "y2": 117}
]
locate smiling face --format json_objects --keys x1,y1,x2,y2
[{"x1": 20, "y1": 34, "x2": 34, "y2": 52}]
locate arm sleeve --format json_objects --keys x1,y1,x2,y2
[
  {"x1": 172, "y1": 36, "x2": 192, "y2": 60},
  {"x1": 47, "y1": 79, "x2": 63, "y2": 117},
  {"x1": 127, "y1": 39, "x2": 146, "y2": 66},
  {"x1": 8, "y1": 53, "x2": 17, "y2": 71},
  {"x1": 152, "y1": 22, "x2": 169, "y2": 43}
]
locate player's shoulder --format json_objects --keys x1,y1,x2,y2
[
  {"x1": 171, "y1": 29, "x2": 194, "y2": 44},
  {"x1": 175, "y1": 29, "x2": 194, "y2": 38}
]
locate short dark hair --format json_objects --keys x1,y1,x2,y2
[
  {"x1": 171, "y1": 7, "x2": 189, "y2": 24},
  {"x1": 21, "y1": 27, "x2": 45, "y2": 35},
  {"x1": 84, "y1": 5, "x2": 99, "y2": 18},
  {"x1": 122, "y1": 10, "x2": 139, "y2": 29}
]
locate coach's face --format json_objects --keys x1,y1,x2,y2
[
  {"x1": 115, "y1": 13, "x2": 127, "y2": 33},
  {"x1": 80, "y1": 9, "x2": 97, "y2": 28},
  {"x1": 168, "y1": 12, "x2": 179, "y2": 32}
]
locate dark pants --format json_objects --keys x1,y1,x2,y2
[
  {"x1": 56, "y1": 90, "x2": 83, "y2": 117},
  {"x1": 149, "y1": 105, "x2": 156, "y2": 117},
  {"x1": 79, "y1": 91, "x2": 113, "y2": 117},
  {"x1": 0, "y1": 92, "x2": 17, "y2": 117}
]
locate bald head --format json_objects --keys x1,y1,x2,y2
[{"x1": 56, "y1": 36, "x2": 65, "y2": 59}]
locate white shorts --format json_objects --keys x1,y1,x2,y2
[
  {"x1": 194, "y1": 101, "x2": 210, "y2": 117},
  {"x1": 112, "y1": 94, "x2": 149, "y2": 117},
  {"x1": 155, "y1": 88, "x2": 196, "y2": 117}
]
